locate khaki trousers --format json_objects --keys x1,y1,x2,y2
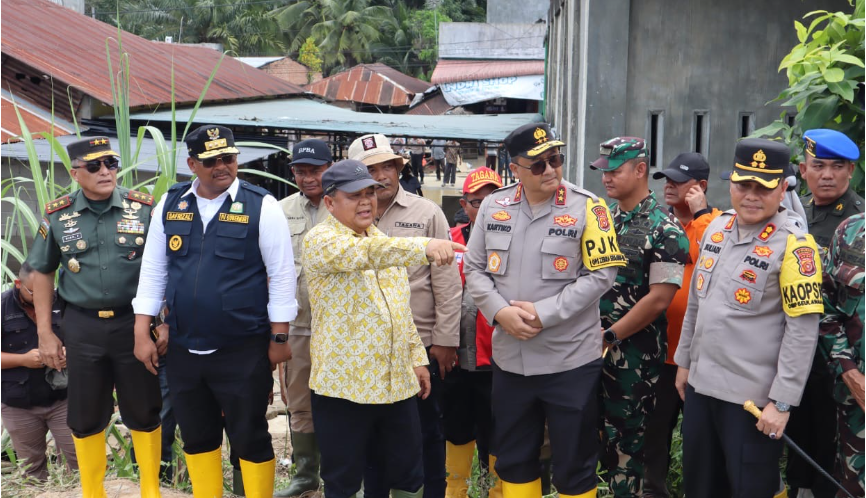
[{"x1": 285, "y1": 334, "x2": 314, "y2": 433}]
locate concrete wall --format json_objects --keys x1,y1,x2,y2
[
  {"x1": 547, "y1": 0, "x2": 849, "y2": 209},
  {"x1": 439, "y1": 23, "x2": 546, "y2": 60},
  {"x1": 487, "y1": 0, "x2": 548, "y2": 24}
]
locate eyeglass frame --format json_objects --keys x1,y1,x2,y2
[
  {"x1": 72, "y1": 156, "x2": 120, "y2": 174},
  {"x1": 512, "y1": 153, "x2": 565, "y2": 176}
]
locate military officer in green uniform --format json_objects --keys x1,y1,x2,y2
[
  {"x1": 28, "y1": 137, "x2": 163, "y2": 498},
  {"x1": 788, "y1": 129, "x2": 863, "y2": 498},
  {"x1": 590, "y1": 137, "x2": 689, "y2": 498}
]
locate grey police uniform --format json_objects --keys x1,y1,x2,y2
[
  {"x1": 464, "y1": 180, "x2": 625, "y2": 495},
  {"x1": 674, "y1": 208, "x2": 823, "y2": 496}
]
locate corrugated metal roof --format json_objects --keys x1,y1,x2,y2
[
  {"x1": 1, "y1": 0, "x2": 306, "y2": 108},
  {"x1": 1, "y1": 94, "x2": 75, "y2": 143},
  {"x1": 431, "y1": 59, "x2": 545, "y2": 85},
  {"x1": 127, "y1": 98, "x2": 542, "y2": 141},
  {"x1": 0, "y1": 134, "x2": 277, "y2": 176},
  {"x1": 405, "y1": 93, "x2": 454, "y2": 116},
  {"x1": 236, "y1": 57, "x2": 285, "y2": 68},
  {"x1": 306, "y1": 63, "x2": 432, "y2": 108}
]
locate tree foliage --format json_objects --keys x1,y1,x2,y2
[
  {"x1": 298, "y1": 36, "x2": 323, "y2": 82},
  {"x1": 754, "y1": 0, "x2": 865, "y2": 195}
]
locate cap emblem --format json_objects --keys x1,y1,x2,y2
[
  {"x1": 89, "y1": 138, "x2": 108, "y2": 147},
  {"x1": 751, "y1": 149, "x2": 767, "y2": 169},
  {"x1": 534, "y1": 127, "x2": 549, "y2": 144},
  {"x1": 804, "y1": 137, "x2": 816, "y2": 157},
  {"x1": 362, "y1": 136, "x2": 376, "y2": 151},
  {"x1": 207, "y1": 128, "x2": 220, "y2": 140}
]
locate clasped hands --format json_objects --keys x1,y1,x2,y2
[{"x1": 494, "y1": 300, "x2": 542, "y2": 340}]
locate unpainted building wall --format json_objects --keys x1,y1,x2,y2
[
  {"x1": 547, "y1": 0, "x2": 849, "y2": 209},
  {"x1": 263, "y1": 59, "x2": 322, "y2": 87},
  {"x1": 487, "y1": 0, "x2": 549, "y2": 23}
]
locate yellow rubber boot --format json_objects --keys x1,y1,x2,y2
[
  {"x1": 488, "y1": 455, "x2": 503, "y2": 498},
  {"x1": 185, "y1": 448, "x2": 224, "y2": 498},
  {"x1": 774, "y1": 489, "x2": 788, "y2": 498},
  {"x1": 240, "y1": 458, "x2": 276, "y2": 498},
  {"x1": 445, "y1": 442, "x2": 475, "y2": 498},
  {"x1": 501, "y1": 478, "x2": 541, "y2": 498},
  {"x1": 72, "y1": 430, "x2": 108, "y2": 498},
  {"x1": 130, "y1": 427, "x2": 162, "y2": 498},
  {"x1": 559, "y1": 488, "x2": 597, "y2": 498}
]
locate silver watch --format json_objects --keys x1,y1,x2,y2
[{"x1": 774, "y1": 401, "x2": 791, "y2": 413}]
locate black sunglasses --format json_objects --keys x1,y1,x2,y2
[
  {"x1": 514, "y1": 153, "x2": 564, "y2": 176},
  {"x1": 200, "y1": 154, "x2": 238, "y2": 168},
  {"x1": 74, "y1": 157, "x2": 120, "y2": 174}
]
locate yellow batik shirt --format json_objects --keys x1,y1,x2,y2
[{"x1": 304, "y1": 215, "x2": 431, "y2": 404}]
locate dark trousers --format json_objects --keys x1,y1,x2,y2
[
  {"x1": 681, "y1": 386, "x2": 784, "y2": 498},
  {"x1": 411, "y1": 153, "x2": 425, "y2": 182},
  {"x1": 433, "y1": 159, "x2": 444, "y2": 180},
  {"x1": 63, "y1": 307, "x2": 161, "y2": 436},
  {"x1": 366, "y1": 357, "x2": 445, "y2": 498},
  {"x1": 442, "y1": 368, "x2": 493, "y2": 465},
  {"x1": 492, "y1": 360, "x2": 602, "y2": 495},
  {"x1": 785, "y1": 364, "x2": 838, "y2": 498},
  {"x1": 443, "y1": 162, "x2": 457, "y2": 185},
  {"x1": 158, "y1": 359, "x2": 176, "y2": 477},
  {"x1": 642, "y1": 363, "x2": 683, "y2": 497},
  {"x1": 486, "y1": 155, "x2": 497, "y2": 169},
  {"x1": 166, "y1": 335, "x2": 273, "y2": 462},
  {"x1": 313, "y1": 393, "x2": 423, "y2": 498}
]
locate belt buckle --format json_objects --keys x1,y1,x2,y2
[{"x1": 98, "y1": 310, "x2": 115, "y2": 319}]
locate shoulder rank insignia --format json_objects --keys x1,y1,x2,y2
[
  {"x1": 724, "y1": 214, "x2": 737, "y2": 231},
  {"x1": 45, "y1": 196, "x2": 72, "y2": 215},
  {"x1": 758, "y1": 223, "x2": 776, "y2": 241},
  {"x1": 513, "y1": 184, "x2": 523, "y2": 203},
  {"x1": 555, "y1": 185, "x2": 566, "y2": 206},
  {"x1": 127, "y1": 190, "x2": 154, "y2": 206}
]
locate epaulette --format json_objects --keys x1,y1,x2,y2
[
  {"x1": 45, "y1": 196, "x2": 72, "y2": 215},
  {"x1": 240, "y1": 181, "x2": 270, "y2": 197},
  {"x1": 126, "y1": 190, "x2": 154, "y2": 206},
  {"x1": 491, "y1": 182, "x2": 519, "y2": 194},
  {"x1": 570, "y1": 185, "x2": 599, "y2": 202}
]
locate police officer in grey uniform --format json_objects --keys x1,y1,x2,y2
[
  {"x1": 28, "y1": 137, "x2": 163, "y2": 498},
  {"x1": 674, "y1": 138, "x2": 824, "y2": 497},
  {"x1": 464, "y1": 123, "x2": 626, "y2": 498}
]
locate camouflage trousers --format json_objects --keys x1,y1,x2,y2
[
  {"x1": 599, "y1": 346, "x2": 662, "y2": 498},
  {"x1": 835, "y1": 397, "x2": 865, "y2": 498}
]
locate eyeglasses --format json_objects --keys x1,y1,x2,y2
[
  {"x1": 514, "y1": 153, "x2": 565, "y2": 176},
  {"x1": 465, "y1": 199, "x2": 484, "y2": 208},
  {"x1": 15, "y1": 280, "x2": 33, "y2": 296},
  {"x1": 73, "y1": 157, "x2": 120, "y2": 174},
  {"x1": 200, "y1": 154, "x2": 238, "y2": 168}
]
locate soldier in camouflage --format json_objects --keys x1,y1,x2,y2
[
  {"x1": 590, "y1": 137, "x2": 688, "y2": 497},
  {"x1": 818, "y1": 212, "x2": 865, "y2": 498}
]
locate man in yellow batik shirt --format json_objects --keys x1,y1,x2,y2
[{"x1": 303, "y1": 159, "x2": 465, "y2": 498}]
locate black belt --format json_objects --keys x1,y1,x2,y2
[{"x1": 64, "y1": 303, "x2": 134, "y2": 319}]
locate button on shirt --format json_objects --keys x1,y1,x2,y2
[
  {"x1": 304, "y1": 215, "x2": 430, "y2": 404},
  {"x1": 132, "y1": 178, "x2": 298, "y2": 341}
]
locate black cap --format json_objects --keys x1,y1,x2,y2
[
  {"x1": 291, "y1": 139, "x2": 333, "y2": 166},
  {"x1": 725, "y1": 138, "x2": 790, "y2": 189},
  {"x1": 67, "y1": 136, "x2": 119, "y2": 161},
  {"x1": 653, "y1": 152, "x2": 710, "y2": 182},
  {"x1": 504, "y1": 122, "x2": 565, "y2": 158},
  {"x1": 322, "y1": 159, "x2": 382, "y2": 195},
  {"x1": 185, "y1": 125, "x2": 240, "y2": 160}
]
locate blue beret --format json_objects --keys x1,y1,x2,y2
[{"x1": 803, "y1": 129, "x2": 860, "y2": 161}]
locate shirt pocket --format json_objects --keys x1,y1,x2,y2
[
  {"x1": 164, "y1": 221, "x2": 192, "y2": 257},
  {"x1": 115, "y1": 234, "x2": 144, "y2": 261},
  {"x1": 723, "y1": 262, "x2": 767, "y2": 314},
  {"x1": 215, "y1": 221, "x2": 248, "y2": 260},
  {"x1": 288, "y1": 220, "x2": 307, "y2": 264},
  {"x1": 540, "y1": 237, "x2": 579, "y2": 280},
  {"x1": 484, "y1": 232, "x2": 512, "y2": 276}
]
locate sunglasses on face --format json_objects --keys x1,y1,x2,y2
[
  {"x1": 74, "y1": 157, "x2": 120, "y2": 174},
  {"x1": 200, "y1": 154, "x2": 238, "y2": 168},
  {"x1": 514, "y1": 153, "x2": 565, "y2": 176}
]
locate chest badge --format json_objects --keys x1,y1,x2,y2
[
  {"x1": 169, "y1": 235, "x2": 183, "y2": 252},
  {"x1": 740, "y1": 270, "x2": 758, "y2": 284},
  {"x1": 734, "y1": 288, "x2": 752, "y2": 304},
  {"x1": 703, "y1": 258, "x2": 715, "y2": 269},
  {"x1": 495, "y1": 197, "x2": 511, "y2": 207},
  {"x1": 554, "y1": 214, "x2": 577, "y2": 227},
  {"x1": 710, "y1": 232, "x2": 724, "y2": 243},
  {"x1": 118, "y1": 236, "x2": 127, "y2": 244},
  {"x1": 230, "y1": 202, "x2": 244, "y2": 214},
  {"x1": 177, "y1": 200, "x2": 189, "y2": 211},
  {"x1": 135, "y1": 237, "x2": 145, "y2": 246},
  {"x1": 76, "y1": 240, "x2": 87, "y2": 250},
  {"x1": 492, "y1": 211, "x2": 511, "y2": 221},
  {"x1": 753, "y1": 246, "x2": 773, "y2": 258},
  {"x1": 487, "y1": 251, "x2": 502, "y2": 273},
  {"x1": 67, "y1": 257, "x2": 81, "y2": 273},
  {"x1": 553, "y1": 256, "x2": 569, "y2": 272},
  {"x1": 696, "y1": 273, "x2": 705, "y2": 291}
]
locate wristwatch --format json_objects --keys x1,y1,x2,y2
[
  {"x1": 774, "y1": 401, "x2": 791, "y2": 413},
  {"x1": 270, "y1": 333, "x2": 289, "y2": 344},
  {"x1": 603, "y1": 329, "x2": 621, "y2": 346}
]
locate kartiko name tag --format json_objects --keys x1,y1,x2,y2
[
  {"x1": 166, "y1": 212, "x2": 194, "y2": 221},
  {"x1": 219, "y1": 213, "x2": 249, "y2": 224}
]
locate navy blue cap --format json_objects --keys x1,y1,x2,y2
[
  {"x1": 653, "y1": 152, "x2": 710, "y2": 182},
  {"x1": 322, "y1": 159, "x2": 382, "y2": 195},
  {"x1": 803, "y1": 129, "x2": 860, "y2": 161},
  {"x1": 291, "y1": 139, "x2": 333, "y2": 166}
]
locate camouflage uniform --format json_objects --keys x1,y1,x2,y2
[
  {"x1": 818, "y1": 212, "x2": 865, "y2": 497},
  {"x1": 599, "y1": 192, "x2": 689, "y2": 497}
]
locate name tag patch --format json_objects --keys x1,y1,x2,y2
[
  {"x1": 166, "y1": 212, "x2": 194, "y2": 221},
  {"x1": 219, "y1": 213, "x2": 249, "y2": 224},
  {"x1": 394, "y1": 221, "x2": 425, "y2": 229}
]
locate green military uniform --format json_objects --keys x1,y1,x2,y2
[
  {"x1": 818, "y1": 212, "x2": 865, "y2": 497},
  {"x1": 801, "y1": 189, "x2": 865, "y2": 249},
  {"x1": 599, "y1": 192, "x2": 689, "y2": 497},
  {"x1": 27, "y1": 136, "x2": 163, "y2": 498}
]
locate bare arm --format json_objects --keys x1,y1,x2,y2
[{"x1": 32, "y1": 271, "x2": 64, "y2": 370}]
